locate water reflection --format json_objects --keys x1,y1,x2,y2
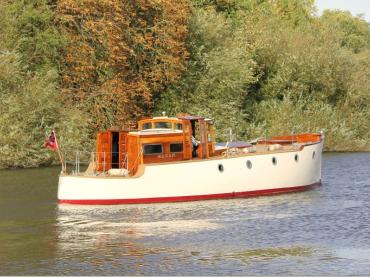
[
  {"x1": 53, "y1": 191, "x2": 322, "y2": 274},
  {"x1": 56, "y1": 204, "x2": 221, "y2": 236},
  {"x1": 55, "y1": 204, "x2": 224, "y2": 274}
]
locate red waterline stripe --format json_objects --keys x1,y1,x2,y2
[{"x1": 58, "y1": 182, "x2": 321, "y2": 205}]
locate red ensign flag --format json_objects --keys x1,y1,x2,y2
[{"x1": 44, "y1": 130, "x2": 57, "y2": 151}]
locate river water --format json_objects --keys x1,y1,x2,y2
[{"x1": 0, "y1": 153, "x2": 369, "y2": 275}]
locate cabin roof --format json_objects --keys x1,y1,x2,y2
[
  {"x1": 139, "y1": 114, "x2": 208, "y2": 122},
  {"x1": 130, "y1": 129, "x2": 183, "y2": 136},
  {"x1": 139, "y1": 116, "x2": 180, "y2": 122},
  {"x1": 177, "y1": 115, "x2": 204, "y2": 120}
]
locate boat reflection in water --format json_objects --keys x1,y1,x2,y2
[
  {"x1": 55, "y1": 192, "x2": 321, "y2": 274},
  {"x1": 55, "y1": 203, "x2": 223, "y2": 274}
]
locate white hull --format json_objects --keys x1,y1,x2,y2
[{"x1": 58, "y1": 140, "x2": 323, "y2": 205}]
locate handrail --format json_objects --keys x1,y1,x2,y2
[
  {"x1": 130, "y1": 147, "x2": 143, "y2": 175},
  {"x1": 61, "y1": 151, "x2": 128, "y2": 176}
]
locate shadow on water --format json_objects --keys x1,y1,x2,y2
[{"x1": 1, "y1": 153, "x2": 370, "y2": 274}]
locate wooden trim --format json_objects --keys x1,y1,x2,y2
[
  {"x1": 96, "y1": 131, "x2": 112, "y2": 171},
  {"x1": 182, "y1": 119, "x2": 192, "y2": 160}
]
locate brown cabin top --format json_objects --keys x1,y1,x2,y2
[
  {"x1": 138, "y1": 116, "x2": 184, "y2": 131},
  {"x1": 94, "y1": 114, "x2": 322, "y2": 176}
]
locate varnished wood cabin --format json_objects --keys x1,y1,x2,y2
[
  {"x1": 95, "y1": 113, "x2": 216, "y2": 175},
  {"x1": 94, "y1": 113, "x2": 322, "y2": 176}
]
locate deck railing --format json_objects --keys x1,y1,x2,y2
[{"x1": 62, "y1": 151, "x2": 128, "y2": 176}]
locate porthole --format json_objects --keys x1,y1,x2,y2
[
  {"x1": 218, "y1": 164, "x2": 224, "y2": 172},
  {"x1": 246, "y1": 160, "x2": 252, "y2": 169},
  {"x1": 272, "y1": 157, "x2": 277, "y2": 166},
  {"x1": 312, "y1": 151, "x2": 316, "y2": 159},
  {"x1": 294, "y1": 154, "x2": 299, "y2": 162}
]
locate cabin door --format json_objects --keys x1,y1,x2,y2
[
  {"x1": 111, "y1": 132, "x2": 120, "y2": 168},
  {"x1": 96, "y1": 131, "x2": 112, "y2": 171}
]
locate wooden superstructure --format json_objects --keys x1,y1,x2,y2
[
  {"x1": 94, "y1": 113, "x2": 322, "y2": 177},
  {"x1": 95, "y1": 113, "x2": 216, "y2": 175}
]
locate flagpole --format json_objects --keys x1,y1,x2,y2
[{"x1": 53, "y1": 129, "x2": 66, "y2": 173}]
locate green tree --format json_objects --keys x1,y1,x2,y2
[
  {"x1": 155, "y1": 8, "x2": 257, "y2": 140},
  {"x1": 321, "y1": 10, "x2": 370, "y2": 53},
  {"x1": 241, "y1": 7, "x2": 370, "y2": 150},
  {"x1": 0, "y1": 0, "x2": 89, "y2": 168}
]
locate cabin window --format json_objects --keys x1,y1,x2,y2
[
  {"x1": 142, "y1": 122, "x2": 152, "y2": 130},
  {"x1": 175, "y1": 123, "x2": 182, "y2": 130},
  {"x1": 294, "y1": 154, "x2": 299, "y2": 162},
  {"x1": 143, "y1": 144, "x2": 163, "y2": 155},
  {"x1": 155, "y1": 122, "x2": 171, "y2": 129},
  {"x1": 170, "y1": 143, "x2": 183, "y2": 153},
  {"x1": 246, "y1": 160, "x2": 252, "y2": 169},
  {"x1": 218, "y1": 164, "x2": 224, "y2": 172},
  {"x1": 207, "y1": 125, "x2": 212, "y2": 142}
]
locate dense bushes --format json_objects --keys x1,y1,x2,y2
[
  {"x1": 0, "y1": 0, "x2": 89, "y2": 168},
  {"x1": 0, "y1": 0, "x2": 369, "y2": 168},
  {"x1": 155, "y1": 1, "x2": 370, "y2": 150}
]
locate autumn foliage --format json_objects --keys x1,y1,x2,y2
[{"x1": 57, "y1": 0, "x2": 190, "y2": 129}]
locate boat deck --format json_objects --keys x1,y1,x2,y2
[{"x1": 62, "y1": 141, "x2": 313, "y2": 178}]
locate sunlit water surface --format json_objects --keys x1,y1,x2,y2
[{"x1": 0, "y1": 153, "x2": 370, "y2": 275}]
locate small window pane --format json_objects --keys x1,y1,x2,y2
[
  {"x1": 143, "y1": 144, "x2": 163, "y2": 155},
  {"x1": 175, "y1": 123, "x2": 182, "y2": 130},
  {"x1": 155, "y1": 122, "x2": 171, "y2": 128},
  {"x1": 142, "y1": 123, "x2": 152, "y2": 130},
  {"x1": 170, "y1": 143, "x2": 183, "y2": 153}
]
